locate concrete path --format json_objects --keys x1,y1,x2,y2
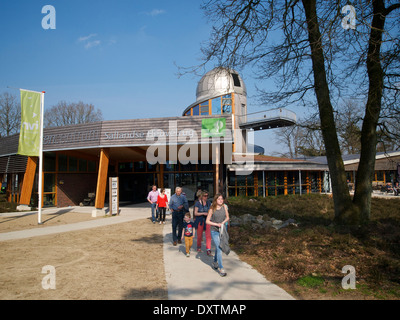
[
  {"x1": 162, "y1": 216, "x2": 294, "y2": 300},
  {"x1": 0, "y1": 204, "x2": 150, "y2": 242},
  {"x1": 0, "y1": 204, "x2": 294, "y2": 300}
]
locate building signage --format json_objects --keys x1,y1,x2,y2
[
  {"x1": 103, "y1": 128, "x2": 196, "y2": 141},
  {"x1": 43, "y1": 130, "x2": 100, "y2": 145},
  {"x1": 109, "y1": 177, "x2": 119, "y2": 215},
  {"x1": 201, "y1": 118, "x2": 226, "y2": 138}
]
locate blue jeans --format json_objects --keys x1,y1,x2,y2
[
  {"x1": 150, "y1": 203, "x2": 158, "y2": 222},
  {"x1": 211, "y1": 230, "x2": 223, "y2": 269}
]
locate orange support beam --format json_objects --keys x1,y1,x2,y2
[
  {"x1": 19, "y1": 156, "x2": 38, "y2": 205},
  {"x1": 94, "y1": 148, "x2": 110, "y2": 209}
]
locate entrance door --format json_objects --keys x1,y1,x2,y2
[{"x1": 119, "y1": 173, "x2": 156, "y2": 203}]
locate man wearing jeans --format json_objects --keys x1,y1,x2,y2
[
  {"x1": 147, "y1": 185, "x2": 159, "y2": 223},
  {"x1": 169, "y1": 187, "x2": 189, "y2": 245}
]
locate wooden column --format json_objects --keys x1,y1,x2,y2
[
  {"x1": 214, "y1": 143, "x2": 220, "y2": 195},
  {"x1": 95, "y1": 148, "x2": 110, "y2": 209},
  {"x1": 159, "y1": 163, "x2": 164, "y2": 188},
  {"x1": 284, "y1": 171, "x2": 288, "y2": 195},
  {"x1": 19, "y1": 156, "x2": 38, "y2": 205}
]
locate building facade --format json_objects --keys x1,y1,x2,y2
[{"x1": 0, "y1": 67, "x2": 332, "y2": 211}]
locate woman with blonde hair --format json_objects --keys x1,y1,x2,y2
[
  {"x1": 194, "y1": 190, "x2": 212, "y2": 255},
  {"x1": 206, "y1": 193, "x2": 229, "y2": 277}
]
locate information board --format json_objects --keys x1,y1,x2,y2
[{"x1": 109, "y1": 177, "x2": 119, "y2": 215}]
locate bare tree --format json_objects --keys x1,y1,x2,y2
[
  {"x1": 274, "y1": 125, "x2": 303, "y2": 158},
  {"x1": 45, "y1": 101, "x2": 103, "y2": 127},
  {"x1": 274, "y1": 117, "x2": 325, "y2": 158},
  {"x1": 336, "y1": 100, "x2": 363, "y2": 155},
  {"x1": 190, "y1": 0, "x2": 400, "y2": 225},
  {"x1": 0, "y1": 92, "x2": 21, "y2": 137}
]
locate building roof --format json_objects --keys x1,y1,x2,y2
[
  {"x1": 195, "y1": 67, "x2": 247, "y2": 104},
  {"x1": 302, "y1": 151, "x2": 400, "y2": 166},
  {"x1": 229, "y1": 153, "x2": 329, "y2": 172}
]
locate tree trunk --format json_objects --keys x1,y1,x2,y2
[
  {"x1": 353, "y1": 0, "x2": 386, "y2": 224},
  {"x1": 302, "y1": 0, "x2": 359, "y2": 224}
]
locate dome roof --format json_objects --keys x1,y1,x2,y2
[{"x1": 195, "y1": 67, "x2": 247, "y2": 103}]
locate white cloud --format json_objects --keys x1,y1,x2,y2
[
  {"x1": 146, "y1": 9, "x2": 166, "y2": 17},
  {"x1": 85, "y1": 40, "x2": 101, "y2": 49},
  {"x1": 78, "y1": 34, "x2": 103, "y2": 49},
  {"x1": 78, "y1": 34, "x2": 97, "y2": 42}
]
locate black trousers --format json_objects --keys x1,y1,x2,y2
[
  {"x1": 172, "y1": 211, "x2": 184, "y2": 242},
  {"x1": 159, "y1": 207, "x2": 166, "y2": 222}
]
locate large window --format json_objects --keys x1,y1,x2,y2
[
  {"x1": 228, "y1": 170, "x2": 324, "y2": 197},
  {"x1": 184, "y1": 94, "x2": 233, "y2": 117}
]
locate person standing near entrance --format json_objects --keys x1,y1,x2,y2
[
  {"x1": 194, "y1": 190, "x2": 212, "y2": 255},
  {"x1": 156, "y1": 188, "x2": 168, "y2": 224},
  {"x1": 147, "y1": 185, "x2": 159, "y2": 224},
  {"x1": 169, "y1": 187, "x2": 189, "y2": 246}
]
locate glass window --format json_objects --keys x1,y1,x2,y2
[
  {"x1": 247, "y1": 175, "x2": 254, "y2": 186},
  {"x1": 228, "y1": 174, "x2": 236, "y2": 187},
  {"x1": 198, "y1": 163, "x2": 213, "y2": 171},
  {"x1": 79, "y1": 159, "x2": 87, "y2": 172},
  {"x1": 238, "y1": 187, "x2": 246, "y2": 196},
  {"x1": 44, "y1": 152, "x2": 56, "y2": 172},
  {"x1": 180, "y1": 163, "x2": 197, "y2": 171},
  {"x1": 237, "y1": 175, "x2": 246, "y2": 186},
  {"x1": 134, "y1": 161, "x2": 146, "y2": 172},
  {"x1": 164, "y1": 161, "x2": 176, "y2": 171},
  {"x1": 192, "y1": 105, "x2": 199, "y2": 116},
  {"x1": 212, "y1": 97, "x2": 221, "y2": 115},
  {"x1": 267, "y1": 172, "x2": 276, "y2": 186},
  {"x1": 222, "y1": 94, "x2": 232, "y2": 114},
  {"x1": 163, "y1": 173, "x2": 175, "y2": 189},
  {"x1": 268, "y1": 186, "x2": 276, "y2": 196},
  {"x1": 385, "y1": 171, "x2": 394, "y2": 182},
  {"x1": 232, "y1": 73, "x2": 241, "y2": 87},
  {"x1": 119, "y1": 162, "x2": 133, "y2": 173},
  {"x1": 200, "y1": 101, "x2": 209, "y2": 115},
  {"x1": 69, "y1": 157, "x2": 77, "y2": 172},
  {"x1": 88, "y1": 160, "x2": 96, "y2": 172},
  {"x1": 197, "y1": 172, "x2": 214, "y2": 196},
  {"x1": 58, "y1": 154, "x2": 68, "y2": 172},
  {"x1": 276, "y1": 172, "x2": 285, "y2": 186},
  {"x1": 44, "y1": 173, "x2": 55, "y2": 193},
  {"x1": 43, "y1": 193, "x2": 55, "y2": 207}
]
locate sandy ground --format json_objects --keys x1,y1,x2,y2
[
  {"x1": 0, "y1": 210, "x2": 103, "y2": 233},
  {"x1": 0, "y1": 212, "x2": 167, "y2": 300}
]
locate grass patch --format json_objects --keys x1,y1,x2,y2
[
  {"x1": 297, "y1": 275, "x2": 325, "y2": 288},
  {"x1": 227, "y1": 194, "x2": 400, "y2": 300}
]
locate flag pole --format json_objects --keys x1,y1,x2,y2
[{"x1": 38, "y1": 91, "x2": 45, "y2": 224}]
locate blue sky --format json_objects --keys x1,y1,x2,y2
[{"x1": 0, "y1": 0, "x2": 305, "y2": 155}]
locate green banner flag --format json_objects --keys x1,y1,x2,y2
[
  {"x1": 17, "y1": 90, "x2": 41, "y2": 156},
  {"x1": 201, "y1": 118, "x2": 226, "y2": 138}
]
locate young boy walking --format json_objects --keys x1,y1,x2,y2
[{"x1": 181, "y1": 212, "x2": 195, "y2": 257}]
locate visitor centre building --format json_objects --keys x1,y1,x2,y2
[{"x1": 0, "y1": 67, "x2": 329, "y2": 211}]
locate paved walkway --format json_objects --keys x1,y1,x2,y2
[{"x1": 0, "y1": 204, "x2": 294, "y2": 300}]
